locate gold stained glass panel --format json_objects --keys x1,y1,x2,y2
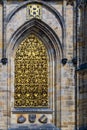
[{"x1": 14, "y1": 34, "x2": 48, "y2": 107}]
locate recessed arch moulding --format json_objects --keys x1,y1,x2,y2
[
  {"x1": 5, "y1": 0, "x2": 65, "y2": 127},
  {"x1": 6, "y1": 0, "x2": 65, "y2": 58},
  {"x1": 7, "y1": 19, "x2": 62, "y2": 126}
]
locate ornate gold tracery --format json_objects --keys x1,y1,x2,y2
[{"x1": 14, "y1": 34, "x2": 48, "y2": 107}]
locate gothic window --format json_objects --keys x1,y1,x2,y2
[{"x1": 14, "y1": 34, "x2": 48, "y2": 107}]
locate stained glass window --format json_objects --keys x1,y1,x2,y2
[{"x1": 14, "y1": 34, "x2": 48, "y2": 107}]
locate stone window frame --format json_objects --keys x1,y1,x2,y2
[{"x1": 6, "y1": 18, "x2": 63, "y2": 126}]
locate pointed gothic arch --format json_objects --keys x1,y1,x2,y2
[
  {"x1": 5, "y1": 0, "x2": 66, "y2": 58},
  {"x1": 6, "y1": 1, "x2": 65, "y2": 30},
  {"x1": 7, "y1": 18, "x2": 62, "y2": 127},
  {"x1": 7, "y1": 18, "x2": 63, "y2": 58}
]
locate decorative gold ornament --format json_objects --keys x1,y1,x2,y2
[
  {"x1": 26, "y1": 4, "x2": 42, "y2": 20},
  {"x1": 14, "y1": 34, "x2": 48, "y2": 107},
  {"x1": 27, "y1": 4, "x2": 42, "y2": 20}
]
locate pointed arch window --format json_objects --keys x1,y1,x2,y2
[{"x1": 14, "y1": 34, "x2": 48, "y2": 107}]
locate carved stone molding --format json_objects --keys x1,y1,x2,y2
[
  {"x1": 8, "y1": 124, "x2": 60, "y2": 130},
  {"x1": 67, "y1": 0, "x2": 87, "y2": 8},
  {"x1": 66, "y1": 0, "x2": 74, "y2": 6},
  {"x1": 61, "y1": 58, "x2": 67, "y2": 65},
  {"x1": 77, "y1": 0, "x2": 87, "y2": 9},
  {"x1": 28, "y1": 114, "x2": 36, "y2": 123},
  {"x1": 1, "y1": 58, "x2": 8, "y2": 65},
  {"x1": 17, "y1": 115, "x2": 26, "y2": 123},
  {"x1": 78, "y1": 0, "x2": 84, "y2": 8},
  {"x1": 38, "y1": 115, "x2": 48, "y2": 124},
  {"x1": 12, "y1": 108, "x2": 53, "y2": 114}
]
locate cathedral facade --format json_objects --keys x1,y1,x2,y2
[{"x1": 0, "y1": 0, "x2": 87, "y2": 130}]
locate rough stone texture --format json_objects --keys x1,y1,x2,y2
[
  {"x1": 8, "y1": 124, "x2": 60, "y2": 130},
  {"x1": 6, "y1": 2, "x2": 62, "y2": 46},
  {"x1": 77, "y1": 5, "x2": 87, "y2": 129},
  {"x1": 0, "y1": 0, "x2": 85, "y2": 130}
]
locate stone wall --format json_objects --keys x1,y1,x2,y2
[
  {"x1": 0, "y1": 1, "x2": 76, "y2": 130},
  {"x1": 0, "y1": 4, "x2": 7, "y2": 130},
  {"x1": 61, "y1": 2, "x2": 75, "y2": 130},
  {"x1": 77, "y1": 5, "x2": 87, "y2": 129}
]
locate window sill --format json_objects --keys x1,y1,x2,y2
[{"x1": 12, "y1": 108, "x2": 53, "y2": 114}]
